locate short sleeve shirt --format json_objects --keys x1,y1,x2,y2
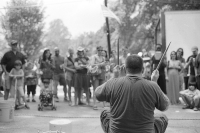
[
  {"x1": 1, "y1": 51, "x2": 26, "y2": 72},
  {"x1": 96, "y1": 76, "x2": 169, "y2": 133},
  {"x1": 10, "y1": 68, "x2": 24, "y2": 86},
  {"x1": 74, "y1": 57, "x2": 89, "y2": 74}
]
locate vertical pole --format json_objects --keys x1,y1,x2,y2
[
  {"x1": 117, "y1": 37, "x2": 120, "y2": 65},
  {"x1": 105, "y1": 0, "x2": 111, "y2": 59}
]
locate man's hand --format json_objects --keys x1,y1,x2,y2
[{"x1": 151, "y1": 69, "x2": 159, "y2": 82}]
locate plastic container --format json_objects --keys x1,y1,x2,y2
[{"x1": 0, "y1": 99, "x2": 15, "y2": 122}]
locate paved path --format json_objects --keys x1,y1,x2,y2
[{"x1": 0, "y1": 86, "x2": 200, "y2": 133}]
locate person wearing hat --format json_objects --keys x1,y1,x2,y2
[
  {"x1": 184, "y1": 46, "x2": 199, "y2": 88},
  {"x1": 180, "y1": 76, "x2": 200, "y2": 111},
  {"x1": 74, "y1": 47, "x2": 90, "y2": 106},
  {"x1": 195, "y1": 47, "x2": 200, "y2": 90},
  {"x1": 52, "y1": 47, "x2": 67, "y2": 102},
  {"x1": 1, "y1": 40, "x2": 26, "y2": 100}
]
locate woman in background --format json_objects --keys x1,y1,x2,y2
[
  {"x1": 177, "y1": 48, "x2": 186, "y2": 90},
  {"x1": 167, "y1": 51, "x2": 183, "y2": 104}
]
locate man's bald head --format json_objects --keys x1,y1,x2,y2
[{"x1": 125, "y1": 55, "x2": 143, "y2": 74}]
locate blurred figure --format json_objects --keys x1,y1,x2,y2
[
  {"x1": 64, "y1": 48, "x2": 76, "y2": 105},
  {"x1": 177, "y1": 48, "x2": 185, "y2": 90},
  {"x1": 151, "y1": 44, "x2": 167, "y2": 94},
  {"x1": 195, "y1": 47, "x2": 200, "y2": 90},
  {"x1": 74, "y1": 47, "x2": 90, "y2": 106},
  {"x1": 167, "y1": 51, "x2": 183, "y2": 104},
  {"x1": 119, "y1": 48, "x2": 128, "y2": 66},
  {"x1": 185, "y1": 46, "x2": 198, "y2": 89},
  {"x1": 52, "y1": 48, "x2": 67, "y2": 102},
  {"x1": 90, "y1": 46, "x2": 106, "y2": 110}
]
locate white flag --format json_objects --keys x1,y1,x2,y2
[{"x1": 101, "y1": 5, "x2": 121, "y2": 25}]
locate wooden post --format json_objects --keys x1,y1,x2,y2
[{"x1": 105, "y1": 0, "x2": 111, "y2": 59}]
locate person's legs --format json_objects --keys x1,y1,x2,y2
[
  {"x1": 26, "y1": 85, "x2": 31, "y2": 102},
  {"x1": 196, "y1": 76, "x2": 200, "y2": 90},
  {"x1": 31, "y1": 85, "x2": 37, "y2": 102},
  {"x1": 4, "y1": 74, "x2": 11, "y2": 100},
  {"x1": 83, "y1": 86, "x2": 90, "y2": 105},
  {"x1": 193, "y1": 95, "x2": 200, "y2": 111},
  {"x1": 181, "y1": 95, "x2": 193, "y2": 109},
  {"x1": 184, "y1": 76, "x2": 189, "y2": 89},
  {"x1": 100, "y1": 110, "x2": 111, "y2": 133},
  {"x1": 67, "y1": 79, "x2": 72, "y2": 102},
  {"x1": 53, "y1": 75, "x2": 59, "y2": 101},
  {"x1": 59, "y1": 74, "x2": 67, "y2": 101},
  {"x1": 92, "y1": 78, "x2": 99, "y2": 108},
  {"x1": 154, "y1": 114, "x2": 168, "y2": 133},
  {"x1": 18, "y1": 86, "x2": 30, "y2": 109}
]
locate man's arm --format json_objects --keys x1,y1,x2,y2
[
  {"x1": 95, "y1": 79, "x2": 113, "y2": 102},
  {"x1": 151, "y1": 70, "x2": 170, "y2": 111}
]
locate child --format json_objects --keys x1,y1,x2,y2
[
  {"x1": 39, "y1": 79, "x2": 52, "y2": 104},
  {"x1": 25, "y1": 62, "x2": 38, "y2": 102},
  {"x1": 9, "y1": 60, "x2": 30, "y2": 109},
  {"x1": 180, "y1": 81, "x2": 200, "y2": 111}
]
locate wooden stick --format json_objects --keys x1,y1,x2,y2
[{"x1": 156, "y1": 42, "x2": 171, "y2": 70}]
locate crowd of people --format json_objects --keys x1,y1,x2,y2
[{"x1": 0, "y1": 40, "x2": 200, "y2": 112}]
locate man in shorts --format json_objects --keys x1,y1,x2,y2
[
  {"x1": 52, "y1": 47, "x2": 67, "y2": 102},
  {"x1": 95, "y1": 55, "x2": 169, "y2": 133},
  {"x1": 1, "y1": 40, "x2": 26, "y2": 100}
]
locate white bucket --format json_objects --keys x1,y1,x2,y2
[
  {"x1": 49, "y1": 119, "x2": 72, "y2": 133},
  {"x1": 0, "y1": 99, "x2": 15, "y2": 122}
]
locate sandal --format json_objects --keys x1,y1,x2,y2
[{"x1": 93, "y1": 105, "x2": 98, "y2": 110}]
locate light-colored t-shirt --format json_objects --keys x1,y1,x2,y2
[{"x1": 10, "y1": 68, "x2": 24, "y2": 87}]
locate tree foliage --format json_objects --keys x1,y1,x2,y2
[
  {"x1": 43, "y1": 19, "x2": 71, "y2": 56},
  {"x1": 1, "y1": 0, "x2": 45, "y2": 58},
  {"x1": 73, "y1": 0, "x2": 200, "y2": 55}
]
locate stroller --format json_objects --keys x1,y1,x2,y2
[{"x1": 38, "y1": 68, "x2": 56, "y2": 111}]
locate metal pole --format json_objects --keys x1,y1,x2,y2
[
  {"x1": 117, "y1": 37, "x2": 120, "y2": 65},
  {"x1": 105, "y1": 0, "x2": 111, "y2": 59}
]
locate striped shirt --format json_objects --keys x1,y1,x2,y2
[{"x1": 95, "y1": 75, "x2": 169, "y2": 133}]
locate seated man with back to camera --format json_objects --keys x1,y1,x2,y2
[{"x1": 95, "y1": 55, "x2": 169, "y2": 133}]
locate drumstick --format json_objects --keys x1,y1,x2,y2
[{"x1": 156, "y1": 42, "x2": 171, "y2": 70}]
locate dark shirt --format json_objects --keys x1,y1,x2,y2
[
  {"x1": 1, "y1": 51, "x2": 26, "y2": 72},
  {"x1": 75, "y1": 57, "x2": 89, "y2": 74},
  {"x1": 195, "y1": 53, "x2": 200, "y2": 76},
  {"x1": 151, "y1": 55, "x2": 166, "y2": 75},
  {"x1": 187, "y1": 55, "x2": 197, "y2": 76},
  {"x1": 95, "y1": 76, "x2": 169, "y2": 133}
]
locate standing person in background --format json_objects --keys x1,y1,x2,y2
[
  {"x1": 74, "y1": 47, "x2": 90, "y2": 106},
  {"x1": 109, "y1": 50, "x2": 117, "y2": 71},
  {"x1": 167, "y1": 51, "x2": 183, "y2": 104},
  {"x1": 52, "y1": 47, "x2": 67, "y2": 102},
  {"x1": 195, "y1": 48, "x2": 200, "y2": 90},
  {"x1": 151, "y1": 44, "x2": 167, "y2": 94},
  {"x1": 90, "y1": 46, "x2": 106, "y2": 110},
  {"x1": 119, "y1": 48, "x2": 128, "y2": 66},
  {"x1": 177, "y1": 48, "x2": 185, "y2": 90},
  {"x1": 25, "y1": 62, "x2": 38, "y2": 103},
  {"x1": 185, "y1": 46, "x2": 198, "y2": 89},
  {"x1": 1, "y1": 40, "x2": 26, "y2": 100},
  {"x1": 64, "y1": 48, "x2": 76, "y2": 106}
]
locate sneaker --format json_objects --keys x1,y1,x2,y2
[
  {"x1": 32, "y1": 99, "x2": 36, "y2": 102},
  {"x1": 25, "y1": 104, "x2": 30, "y2": 109},
  {"x1": 15, "y1": 105, "x2": 19, "y2": 110},
  {"x1": 78, "y1": 101, "x2": 86, "y2": 105},
  {"x1": 55, "y1": 97, "x2": 59, "y2": 102},
  {"x1": 182, "y1": 105, "x2": 191, "y2": 109},
  {"x1": 26, "y1": 99, "x2": 30, "y2": 102},
  {"x1": 193, "y1": 107, "x2": 198, "y2": 111}
]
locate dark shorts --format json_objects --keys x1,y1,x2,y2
[
  {"x1": 53, "y1": 73, "x2": 66, "y2": 86},
  {"x1": 100, "y1": 110, "x2": 168, "y2": 133},
  {"x1": 74, "y1": 73, "x2": 89, "y2": 89}
]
